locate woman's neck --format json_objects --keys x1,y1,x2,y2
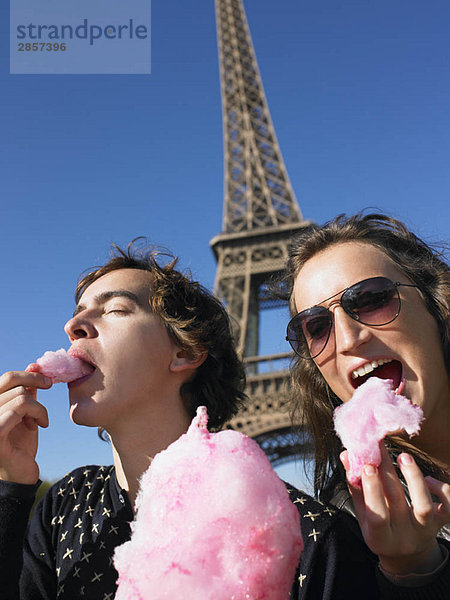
[
  {"x1": 410, "y1": 424, "x2": 450, "y2": 480},
  {"x1": 410, "y1": 381, "x2": 450, "y2": 474}
]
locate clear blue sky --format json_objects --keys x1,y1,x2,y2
[{"x1": 1, "y1": 0, "x2": 449, "y2": 487}]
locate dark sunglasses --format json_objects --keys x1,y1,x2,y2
[{"x1": 286, "y1": 276, "x2": 419, "y2": 359}]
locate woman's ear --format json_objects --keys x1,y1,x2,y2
[{"x1": 170, "y1": 349, "x2": 208, "y2": 373}]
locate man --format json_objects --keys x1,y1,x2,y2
[{"x1": 0, "y1": 241, "x2": 246, "y2": 599}]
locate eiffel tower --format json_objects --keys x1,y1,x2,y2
[{"x1": 211, "y1": 0, "x2": 312, "y2": 464}]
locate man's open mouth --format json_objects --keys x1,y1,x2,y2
[
  {"x1": 350, "y1": 359, "x2": 403, "y2": 392},
  {"x1": 67, "y1": 348, "x2": 97, "y2": 380}
]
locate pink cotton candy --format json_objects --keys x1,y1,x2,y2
[
  {"x1": 114, "y1": 406, "x2": 303, "y2": 600},
  {"x1": 27, "y1": 348, "x2": 93, "y2": 383},
  {"x1": 334, "y1": 377, "x2": 424, "y2": 485}
]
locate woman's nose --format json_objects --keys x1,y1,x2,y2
[
  {"x1": 64, "y1": 314, "x2": 96, "y2": 343},
  {"x1": 332, "y1": 306, "x2": 371, "y2": 354}
]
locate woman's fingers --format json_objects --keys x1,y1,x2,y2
[
  {"x1": 341, "y1": 446, "x2": 448, "y2": 575},
  {"x1": 340, "y1": 450, "x2": 366, "y2": 513},
  {"x1": 359, "y1": 464, "x2": 394, "y2": 536},
  {"x1": 397, "y1": 453, "x2": 436, "y2": 527},
  {"x1": 425, "y1": 476, "x2": 450, "y2": 523},
  {"x1": 341, "y1": 450, "x2": 390, "y2": 534},
  {"x1": 341, "y1": 446, "x2": 418, "y2": 547},
  {"x1": 377, "y1": 445, "x2": 410, "y2": 519},
  {"x1": 341, "y1": 444, "x2": 406, "y2": 518}
]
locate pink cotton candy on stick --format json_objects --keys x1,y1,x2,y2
[
  {"x1": 114, "y1": 406, "x2": 303, "y2": 600},
  {"x1": 26, "y1": 348, "x2": 92, "y2": 384},
  {"x1": 334, "y1": 377, "x2": 424, "y2": 486}
]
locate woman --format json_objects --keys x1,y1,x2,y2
[{"x1": 284, "y1": 212, "x2": 450, "y2": 598}]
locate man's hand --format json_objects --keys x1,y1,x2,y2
[{"x1": 0, "y1": 371, "x2": 52, "y2": 484}]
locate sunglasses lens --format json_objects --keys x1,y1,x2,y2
[
  {"x1": 342, "y1": 277, "x2": 399, "y2": 325},
  {"x1": 287, "y1": 308, "x2": 331, "y2": 358}
]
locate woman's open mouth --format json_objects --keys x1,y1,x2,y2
[{"x1": 350, "y1": 359, "x2": 403, "y2": 392}]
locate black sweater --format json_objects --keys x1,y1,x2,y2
[{"x1": 1, "y1": 465, "x2": 449, "y2": 599}]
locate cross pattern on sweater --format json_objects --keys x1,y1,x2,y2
[{"x1": 28, "y1": 465, "x2": 133, "y2": 599}]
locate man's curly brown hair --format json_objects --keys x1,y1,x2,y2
[{"x1": 75, "y1": 239, "x2": 247, "y2": 437}]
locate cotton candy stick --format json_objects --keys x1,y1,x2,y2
[
  {"x1": 114, "y1": 406, "x2": 303, "y2": 600},
  {"x1": 334, "y1": 377, "x2": 424, "y2": 485}
]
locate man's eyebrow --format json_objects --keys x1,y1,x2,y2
[{"x1": 73, "y1": 290, "x2": 141, "y2": 318}]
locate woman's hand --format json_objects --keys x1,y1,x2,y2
[
  {"x1": 0, "y1": 370, "x2": 52, "y2": 485},
  {"x1": 340, "y1": 443, "x2": 450, "y2": 575}
]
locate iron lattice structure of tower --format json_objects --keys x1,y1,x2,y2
[{"x1": 211, "y1": 0, "x2": 312, "y2": 464}]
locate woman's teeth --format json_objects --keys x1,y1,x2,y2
[{"x1": 351, "y1": 358, "x2": 392, "y2": 380}]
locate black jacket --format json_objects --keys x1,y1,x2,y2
[{"x1": 1, "y1": 466, "x2": 449, "y2": 599}]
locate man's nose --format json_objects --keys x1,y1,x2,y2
[{"x1": 64, "y1": 314, "x2": 96, "y2": 343}]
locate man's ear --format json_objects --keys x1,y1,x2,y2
[{"x1": 170, "y1": 349, "x2": 208, "y2": 373}]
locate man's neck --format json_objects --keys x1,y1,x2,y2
[
  {"x1": 112, "y1": 445, "x2": 151, "y2": 509},
  {"x1": 109, "y1": 406, "x2": 192, "y2": 509}
]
